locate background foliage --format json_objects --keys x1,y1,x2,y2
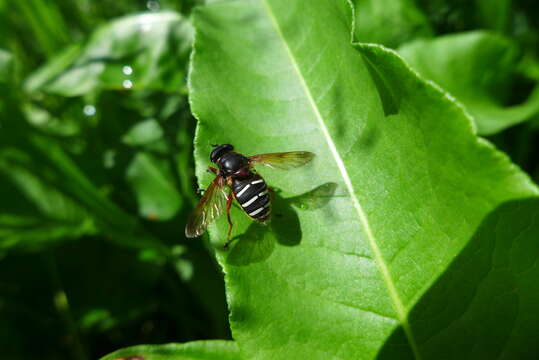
[{"x1": 1, "y1": 0, "x2": 539, "y2": 359}]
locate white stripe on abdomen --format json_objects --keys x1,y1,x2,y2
[
  {"x1": 249, "y1": 207, "x2": 264, "y2": 216},
  {"x1": 242, "y1": 195, "x2": 258, "y2": 207},
  {"x1": 236, "y1": 183, "x2": 251, "y2": 198}
]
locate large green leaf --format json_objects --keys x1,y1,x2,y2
[
  {"x1": 25, "y1": 11, "x2": 193, "y2": 96},
  {"x1": 190, "y1": 0, "x2": 539, "y2": 358},
  {"x1": 100, "y1": 340, "x2": 240, "y2": 360},
  {"x1": 398, "y1": 31, "x2": 539, "y2": 135}
]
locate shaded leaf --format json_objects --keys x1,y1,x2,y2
[
  {"x1": 399, "y1": 31, "x2": 539, "y2": 134},
  {"x1": 100, "y1": 340, "x2": 240, "y2": 360},
  {"x1": 353, "y1": 0, "x2": 433, "y2": 48},
  {"x1": 379, "y1": 198, "x2": 539, "y2": 359},
  {"x1": 190, "y1": 0, "x2": 539, "y2": 358}
]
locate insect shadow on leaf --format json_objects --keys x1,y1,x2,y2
[{"x1": 226, "y1": 182, "x2": 338, "y2": 266}]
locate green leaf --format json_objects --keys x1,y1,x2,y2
[
  {"x1": 25, "y1": 11, "x2": 193, "y2": 96},
  {"x1": 100, "y1": 340, "x2": 240, "y2": 360},
  {"x1": 190, "y1": 0, "x2": 539, "y2": 358},
  {"x1": 378, "y1": 198, "x2": 539, "y2": 359},
  {"x1": 126, "y1": 152, "x2": 183, "y2": 221},
  {"x1": 0, "y1": 148, "x2": 97, "y2": 251},
  {"x1": 122, "y1": 119, "x2": 164, "y2": 146},
  {"x1": 398, "y1": 31, "x2": 539, "y2": 135},
  {"x1": 11, "y1": 0, "x2": 71, "y2": 57},
  {"x1": 22, "y1": 101, "x2": 86, "y2": 137},
  {"x1": 0, "y1": 213, "x2": 94, "y2": 251},
  {"x1": 353, "y1": 0, "x2": 433, "y2": 48},
  {"x1": 23, "y1": 44, "x2": 82, "y2": 93}
]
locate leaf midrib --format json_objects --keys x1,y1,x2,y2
[{"x1": 260, "y1": 0, "x2": 421, "y2": 358}]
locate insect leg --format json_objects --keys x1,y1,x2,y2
[
  {"x1": 223, "y1": 191, "x2": 234, "y2": 250},
  {"x1": 207, "y1": 166, "x2": 218, "y2": 174}
]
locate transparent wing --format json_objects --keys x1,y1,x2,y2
[
  {"x1": 185, "y1": 177, "x2": 228, "y2": 238},
  {"x1": 249, "y1": 151, "x2": 315, "y2": 170}
]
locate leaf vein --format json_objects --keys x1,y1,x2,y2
[{"x1": 260, "y1": 0, "x2": 421, "y2": 357}]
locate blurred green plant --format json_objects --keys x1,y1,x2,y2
[
  {"x1": 0, "y1": 1, "x2": 226, "y2": 360},
  {"x1": 2, "y1": 0, "x2": 539, "y2": 359},
  {"x1": 99, "y1": 340, "x2": 240, "y2": 360},
  {"x1": 399, "y1": 31, "x2": 539, "y2": 134}
]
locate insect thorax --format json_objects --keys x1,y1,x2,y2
[{"x1": 218, "y1": 152, "x2": 250, "y2": 176}]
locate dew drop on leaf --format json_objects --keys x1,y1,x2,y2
[
  {"x1": 122, "y1": 65, "x2": 133, "y2": 75},
  {"x1": 146, "y1": 0, "x2": 160, "y2": 11},
  {"x1": 83, "y1": 104, "x2": 96, "y2": 116}
]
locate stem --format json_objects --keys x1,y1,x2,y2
[{"x1": 44, "y1": 252, "x2": 88, "y2": 360}]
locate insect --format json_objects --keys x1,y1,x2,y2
[{"x1": 185, "y1": 144, "x2": 315, "y2": 248}]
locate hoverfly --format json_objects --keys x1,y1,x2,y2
[{"x1": 185, "y1": 144, "x2": 315, "y2": 248}]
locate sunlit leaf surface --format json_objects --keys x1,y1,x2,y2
[{"x1": 190, "y1": 0, "x2": 539, "y2": 358}]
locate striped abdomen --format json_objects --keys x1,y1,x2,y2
[{"x1": 232, "y1": 174, "x2": 271, "y2": 221}]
